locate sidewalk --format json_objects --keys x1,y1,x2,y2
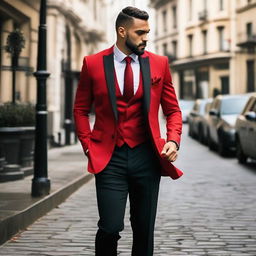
[
  {"x1": 0, "y1": 143, "x2": 92, "y2": 245},
  {"x1": 1, "y1": 124, "x2": 256, "y2": 255}
]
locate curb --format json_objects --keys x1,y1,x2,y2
[{"x1": 0, "y1": 173, "x2": 93, "y2": 245}]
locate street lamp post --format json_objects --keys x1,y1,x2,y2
[
  {"x1": 32, "y1": 0, "x2": 51, "y2": 197},
  {"x1": 64, "y1": 26, "x2": 72, "y2": 145}
]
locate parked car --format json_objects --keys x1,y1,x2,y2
[
  {"x1": 207, "y1": 94, "x2": 252, "y2": 156},
  {"x1": 235, "y1": 94, "x2": 256, "y2": 163},
  {"x1": 200, "y1": 101, "x2": 213, "y2": 145},
  {"x1": 188, "y1": 98, "x2": 212, "y2": 143},
  {"x1": 179, "y1": 100, "x2": 194, "y2": 123}
]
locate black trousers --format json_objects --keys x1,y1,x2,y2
[{"x1": 94, "y1": 142, "x2": 161, "y2": 256}]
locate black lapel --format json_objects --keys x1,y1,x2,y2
[
  {"x1": 139, "y1": 56, "x2": 151, "y2": 115},
  {"x1": 103, "y1": 53, "x2": 118, "y2": 121}
]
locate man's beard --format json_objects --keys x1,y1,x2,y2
[{"x1": 125, "y1": 36, "x2": 146, "y2": 56}]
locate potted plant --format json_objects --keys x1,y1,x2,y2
[
  {"x1": 0, "y1": 102, "x2": 35, "y2": 182},
  {"x1": 5, "y1": 29, "x2": 25, "y2": 104}
]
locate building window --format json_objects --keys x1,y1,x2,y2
[
  {"x1": 162, "y1": 10, "x2": 167, "y2": 33},
  {"x1": 155, "y1": 46, "x2": 159, "y2": 54},
  {"x1": 202, "y1": 30, "x2": 207, "y2": 54},
  {"x1": 172, "y1": 40, "x2": 177, "y2": 58},
  {"x1": 197, "y1": 0, "x2": 207, "y2": 20},
  {"x1": 172, "y1": 6, "x2": 177, "y2": 29},
  {"x1": 93, "y1": 0, "x2": 97, "y2": 20},
  {"x1": 188, "y1": 0, "x2": 193, "y2": 21},
  {"x1": 247, "y1": 60, "x2": 255, "y2": 92},
  {"x1": 203, "y1": 0, "x2": 207, "y2": 10},
  {"x1": 220, "y1": 76, "x2": 230, "y2": 94},
  {"x1": 219, "y1": 0, "x2": 224, "y2": 10},
  {"x1": 217, "y1": 26, "x2": 224, "y2": 51},
  {"x1": 188, "y1": 34, "x2": 193, "y2": 57},
  {"x1": 246, "y1": 22, "x2": 253, "y2": 39},
  {"x1": 155, "y1": 13, "x2": 158, "y2": 36},
  {"x1": 163, "y1": 43, "x2": 168, "y2": 55}
]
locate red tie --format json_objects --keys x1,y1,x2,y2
[{"x1": 123, "y1": 56, "x2": 134, "y2": 102}]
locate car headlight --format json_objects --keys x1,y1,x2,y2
[{"x1": 221, "y1": 122, "x2": 234, "y2": 133}]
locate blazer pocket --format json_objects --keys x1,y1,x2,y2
[
  {"x1": 90, "y1": 129, "x2": 103, "y2": 142},
  {"x1": 151, "y1": 77, "x2": 162, "y2": 86},
  {"x1": 151, "y1": 82, "x2": 161, "y2": 88}
]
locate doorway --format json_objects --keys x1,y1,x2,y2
[{"x1": 220, "y1": 76, "x2": 229, "y2": 94}]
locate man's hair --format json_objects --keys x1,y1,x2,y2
[{"x1": 115, "y1": 6, "x2": 149, "y2": 31}]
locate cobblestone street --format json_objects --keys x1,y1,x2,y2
[{"x1": 1, "y1": 124, "x2": 256, "y2": 256}]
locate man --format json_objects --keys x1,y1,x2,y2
[{"x1": 74, "y1": 6, "x2": 183, "y2": 256}]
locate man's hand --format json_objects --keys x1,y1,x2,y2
[{"x1": 161, "y1": 141, "x2": 178, "y2": 162}]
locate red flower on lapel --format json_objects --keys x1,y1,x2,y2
[{"x1": 151, "y1": 76, "x2": 162, "y2": 86}]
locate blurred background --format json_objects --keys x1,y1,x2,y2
[
  {"x1": 0, "y1": 0, "x2": 155, "y2": 148},
  {"x1": 0, "y1": 0, "x2": 255, "y2": 149},
  {"x1": 0, "y1": 1, "x2": 255, "y2": 250}
]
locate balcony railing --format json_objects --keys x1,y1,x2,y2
[
  {"x1": 165, "y1": 52, "x2": 177, "y2": 62},
  {"x1": 237, "y1": 34, "x2": 256, "y2": 48},
  {"x1": 198, "y1": 10, "x2": 208, "y2": 21}
]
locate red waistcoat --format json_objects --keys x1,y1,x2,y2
[{"x1": 115, "y1": 73, "x2": 149, "y2": 148}]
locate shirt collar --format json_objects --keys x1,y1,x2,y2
[{"x1": 114, "y1": 44, "x2": 139, "y2": 63}]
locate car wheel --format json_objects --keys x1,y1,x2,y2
[
  {"x1": 218, "y1": 137, "x2": 228, "y2": 156},
  {"x1": 236, "y1": 138, "x2": 247, "y2": 164},
  {"x1": 207, "y1": 130, "x2": 215, "y2": 151},
  {"x1": 198, "y1": 125, "x2": 204, "y2": 144},
  {"x1": 191, "y1": 126, "x2": 196, "y2": 139},
  {"x1": 204, "y1": 127, "x2": 209, "y2": 146},
  {"x1": 188, "y1": 123, "x2": 193, "y2": 137}
]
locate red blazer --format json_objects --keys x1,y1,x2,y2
[{"x1": 73, "y1": 46, "x2": 183, "y2": 179}]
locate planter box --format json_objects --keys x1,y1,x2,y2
[
  {"x1": 0, "y1": 143, "x2": 5, "y2": 172},
  {"x1": 0, "y1": 127, "x2": 35, "y2": 182}
]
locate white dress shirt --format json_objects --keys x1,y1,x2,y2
[{"x1": 113, "y1": 45, "x2": 140, "y2": 94}]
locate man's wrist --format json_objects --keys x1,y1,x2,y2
[{"x1": 168, "y1": 140, "x2": 179, "y2": 151}]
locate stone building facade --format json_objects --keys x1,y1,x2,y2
[
  {"x1": 0, "y1": 0, "x2": 107, "y2": 145},
  {"x1": 151, "y1": 0, "x2": 256, "y2": 99}
]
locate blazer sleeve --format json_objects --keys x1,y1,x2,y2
[
  {"x1": 160, "y1": 56, "x2": 182, "y2": 147},
  {"x1": 73, "y1": 57, "x2": 93, "y2": 153}
]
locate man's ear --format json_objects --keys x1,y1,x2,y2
[{"x1": 117, "y1": 26, "x2": 126, "y2": 38}]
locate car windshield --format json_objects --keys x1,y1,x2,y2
[
  {"x1": 179, "y1": 101, "x2": 194, "y2": 110},
  {"x1": 199, "y1": 101, "x2": 207, "y2": 115},
  {"x1": 221, "y1": 97, "x2": 249, "y2": 115}
]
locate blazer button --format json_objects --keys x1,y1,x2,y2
[{"x1": 112, "y1": 134, "x2": 115, "y2": 139}]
